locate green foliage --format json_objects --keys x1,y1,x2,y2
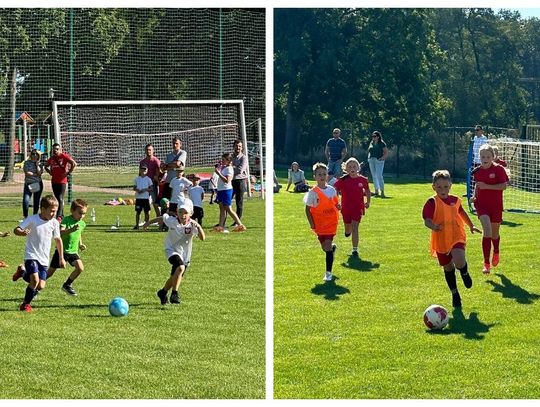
[
  {"x1": 274, "y1": 178, "x2": 540, "y2": 398},
  {"x1": 0, "y1": 195, "x2": 265, "y2": 398}
]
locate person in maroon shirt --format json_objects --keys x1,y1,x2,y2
[
  {"x1": 44, "y1": 143, "x2": 77, "y2": 219},
  {"x1": 472, "y1": 144, "x2": 509, "y2": 275},
  {"x1": 139, "y1": 143, "x2": 162, "y2": 217},
  {"x1": 334, "y1": 157, "x2": 370, "y2": 257}
]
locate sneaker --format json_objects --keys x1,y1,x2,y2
[
  {"x1": 12, "y1": 265, "x2": 24, "y2": 281},
  {"x1": 19, "y1": 303, "x2": 32, "y2": 312},
  {"x1": 62, "y1": 284, "x2": 77, "y2": 296},
  {"x1": 157, "y1": 289, "x2": 168, "y2": 305},
  {"x1": 482, "y1": 263, "x2": 491, "y2": 275},
  {"x1": 351, "y1": 250, "x2": 359, "y2": 257},
  {"x1": 232, "y1": 224, "x2": 246, "y2": 232},
  {"x1": 460, "y1": 271, "x2": 473, "y2": 289},
  {"x1": 170, "y1": 292, "x2": 181, "y2": 304},
  {"x1": 452, "y1": 293, "x2": 462, "y2": 308},
  {"x1": 323, "y1": 271, "x2": 333, "y2": 282},
  {"x1": 492, "y1": 253, "x2": 500, "y2": 267}
]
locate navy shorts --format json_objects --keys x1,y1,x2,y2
[
  {"x1": 23, "y1": 259, "x2": 48, "y2": 282},
  {"x1": 217, "y1": 189, "x2": 233, "y2": 206}
]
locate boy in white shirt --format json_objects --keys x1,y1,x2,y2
[
  {"x1": 133, "y1": 165, "x2": 153, "y2": 230},
  {"x1": 214, "y1": 153, "x2": 246, "y2": 232},
  {"x1": 169, "y1": 166, "x2": 193, "y2": 214},
  {"x1": 143, "y1": 199, "x2": 205, "y2": 305},
  {"x1": 188, "y1": 174, "x2": 205, "y2": 226},
  {"x1": 12, "y1": 195, "x2": 65, "y2": 312}
]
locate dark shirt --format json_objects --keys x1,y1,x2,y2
[{"x1": 326, "y1": 138, "x2": 346, "y2": 161}]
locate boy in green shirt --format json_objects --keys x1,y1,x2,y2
[{"x1": 47, "y1": 199, "x2": 88, "y2": 296}]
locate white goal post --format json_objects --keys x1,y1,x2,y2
[{"x1": 52, "y1": 99, "x2": 252, "y2": 196}]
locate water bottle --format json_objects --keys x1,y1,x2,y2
[
  {"x1": 90, "y1": 208, "x2": 96, "y2": 223},
  {"x1": 115, "y1": 215, "x2": 120, "y2": 228}
]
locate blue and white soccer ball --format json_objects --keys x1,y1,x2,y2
[{"x1": 109, "y1": 297, "x2": 129, "y2": 317}]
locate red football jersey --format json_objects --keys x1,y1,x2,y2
[
  {"x1": 473, "y1": 163, "x2": 508, "y2": 211},
  {"x1": 47, "y1": 152, "x2": 73, "y2": 184},
  {"x1": 334, "y1": 174, "x2": 369, "y2": 213}
]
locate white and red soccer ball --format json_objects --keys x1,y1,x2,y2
[{"x1": 423, "y1": 304, "x2": 449, "y2": 330}]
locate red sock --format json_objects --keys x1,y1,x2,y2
[
  {"x1": 482, "y1": 237, "x2": 492, "y2": 264},
  {"x1": 492, "y1": 237, "x2": 500, "y2": 254}
]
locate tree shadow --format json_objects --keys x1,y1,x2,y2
[
  {"x1": 341, "y1": 255, "x2": 380, "y2": 272},
  {"x1": 501, "y1": 220, "x2": 522, "y2": 227},
  {"x1": 311, "y1": 278, "x2": 350, "y2": 301},
  {"x1": 486, "y1": 273, "x2": 540, "y2": 304},
  {"x1": 428, "y1": 308, "x2": 496, "y2": 340}
]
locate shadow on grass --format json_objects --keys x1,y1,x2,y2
[
  {"x1": 428, "y1": 308, "x2": 496, "y2": 340},
  {"x1": 0, "y1": 301, "x2": 150, "y2": 313},
  {"x1": 501, "y1": 220, "x2": 523, "y2": 227},
  {"x1": 486, "y1": 273, "x2": 540, "y2": 304},
  {"x1": 341, "y1": 255, "x2": 380, "y2": 272},
  {"x1": 311, "y1": 278, "x2": 350, "y2": 301}
]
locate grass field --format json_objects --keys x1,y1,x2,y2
[
  {"x1": 0, "y1": 192, "x2": 265, "y2": 398},
  {"x1": 274, "y1": 174, "x2": 540, "y2": 398}
]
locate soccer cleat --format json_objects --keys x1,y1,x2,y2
[
  {"x1": 482, "y1": 263, "x2": 491, "y2": 275},
  {"x1": 62, "y1": 284, "x2": 78, "y2": 296},
  {"x1": 170, "y1": 292, "x2": 181, "y2": 304},
  {"x1": 351, "y1": 250, "x2": 359, "y2": 258},
  {"x1": 452, "y1": 293, "x2": 462, "y2": 308},
  {"x1": 19, "y1": 303, "x2": 32, "y2": 312},
  {"x1": 232, "y1": 224, "x2": 246, "y2": 232},
  {"x1": 460, "y1": 271, "x2": 473, "y2": 289},
  {"x1": 323, "y1": 271, "x2": 333, "y2": 282},
  {"x1": 492, "y1": 253, "x2": 500, "y2": 267},
  {"x1": 157, "y1": 289, "x2": 168, "y2": 305},
  {"x1": 12, "y1": 265, "x2": 24, "y2": 281}
]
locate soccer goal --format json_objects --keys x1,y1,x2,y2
[
  {"x1": 246, "y1": 118, "x2": 265, "y2": 199},
  {"x1": 53, "y1": 99, "x2": 252, "y2": 195}
]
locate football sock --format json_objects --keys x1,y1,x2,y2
[
  {"x1": 24, "y1": 286, "x2": 36, "y2": 304},
  {"x1": 444, "y1": 269, "x2": 457, "y2": 292},
  {"x1": 492, "y1": 237, "x2": 500, "y2": 253},
  {"x1": 482, "y1": 237, "x2": 492, "y2": 264},
  {"x1": 325, "y1": 250, "x2": 334, "y2": 272},
  {"x1": 65, "y1": 278, "x2": 74, "y2": 286},
  {"x1": 457, "y1": 263, "x2": 472, "y2": 289}
]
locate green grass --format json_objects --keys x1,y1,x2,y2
[
  {"x1": 0, "y1": 193, "x2": 265, "y2": 398},
  {"x1": 274, "y1": 177, "x2": 540, "y2": 398}
]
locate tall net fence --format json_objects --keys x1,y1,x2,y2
[{"x1": 0, "y1": 8, "x2": 265, "y2": 196}]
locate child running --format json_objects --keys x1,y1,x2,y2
[
  {"x1": 333, "y1": 157, "x2": 371, "y2": 257},
  {"x1": 143, "y1": 199, "x2": 205, "y2": 305},
  {"x1": 423, "y1": 170, "x2": 480, "y2": 307},
  {"x1": 304, "y1": 162, "x2": 340, "y2": 282},
  {"x1": 12, "y1": 195, "x2": 65, "y2": 312},
  {"x1": 472, "y1": 144, "x2": 509, "y2": 274},
  {"x1": 46, "y1": 199, "x2": 88, "y2": 296}
]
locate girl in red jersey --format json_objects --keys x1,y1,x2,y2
[
  {"x1": 472, "y1": 144, "x2": 509, "y2": 274},
  {"x1": 334, "y1": 157, "x2": 371, "y2": 257},
  {"x1": 423, "y1": 170, "x2": 480, "y2": 307},
  {"x1": 304, "y1": 163, "x2": 340, "y2": 282}
]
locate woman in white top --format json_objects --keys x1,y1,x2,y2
[
  {"x1": 214, "y1": 153, "x2": 246, "y2": 232},
  {"x1": 286, "y1": 162, "x2": 308, "y2": 192}
]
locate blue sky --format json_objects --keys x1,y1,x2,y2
[{"x1": 496, "y1": 8, "x2": 540, "y2": 18}]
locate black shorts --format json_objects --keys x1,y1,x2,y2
[
  {"x1": 135, "y1": 199, "x2": 151, "y2": 213},
  {"x1": 193, "y1": 206, "x2": 204, "y2": 220},
  {"x1": 50, "y1": 250, "x2": 81, "y2": 268},
  {"x1": 168, "y1": 254, "x2": 189, "y2": 275}
]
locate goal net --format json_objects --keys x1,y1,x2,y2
[{"x1": 53, "y1": 99, "x2": 248, "y2": 170}]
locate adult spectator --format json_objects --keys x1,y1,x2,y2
[
  {"x1": 472, "y1": 125, "x2": 488, "y2": 166},
  {"x1": 231, "y1": 139, "x2": 248, "y2": 223},
  {"x1": 367, "y1": 130, "x2": 388, "y2": 198},
  {"x1": 286, "y1": 162, "x2": 308, "y2": 192},
  {"x1": 140, "y1": 143, "x2": 162, "y2": 217},
  {"x1": 160, "y1": 137, "x2": 187, "y2": 201},
  {"x1": 325, "y1": 128, "x2": 347, "y2": 177},
  {"x1": 45, "y1": 143, "x2": 77, "y2": 219},
  {"x1": 22, "y1": 149, "x2": 44, "y2": 218}
]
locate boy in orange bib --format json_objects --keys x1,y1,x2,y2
[
  {"x1": 422, "y1": 170, "x2": 480, "y2": 307},
  {"x1": 305, "y1": 163, "x2": 340, "y2": 282}
]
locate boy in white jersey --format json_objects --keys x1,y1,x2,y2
[
  {"x1": 188, "y1": 174, "x2": 205, "y2": 226},
  {"x1": 169, "y1": 166, "x2": 192, "y2": 214},
  {"x1": 133, "y1": 165, "x2": 153, "y2": 230},
  {"x1": 12, "y1": 195, "x2": 65, "y2": 312},
  {"x1": 143, "y1": 198, "x2": 205, "y2": 305}
]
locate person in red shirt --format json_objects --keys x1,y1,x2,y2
[
  {"x1": 423, "y1": 170, "x2": 480, "y2": 307},
  {"x1": 334, "y1": 157, "x2": 370, "y2": 257},
  {"x1": 472, "y1": 144, "x2": 509, "y2": 274},
  {"x1": 139, "y1": 143, "x2": 162, "y2": 217},
  {"x1": 45, "y1": 143, "x2": 77, "y2": 219}
]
